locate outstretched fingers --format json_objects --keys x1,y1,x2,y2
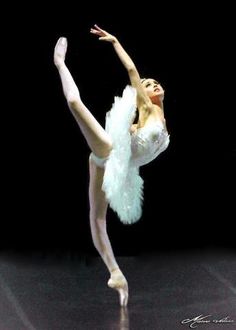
[
  {"x1": 90, "y1": 24, "x2": 106, "y2": 37},
  {"x1": 94, "y1": 24, "x2": 104, "y2": 31}
]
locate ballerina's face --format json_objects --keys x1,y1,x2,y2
[{"x1": 141, "y1": 78, "x2": 164, "y2": 102}]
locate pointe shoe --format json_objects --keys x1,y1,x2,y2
[
  {"x1": 54, "y1": 37, "x2": 67, "y2": 67},
  {"x1": 108, "y1": 271, "x2": 129, "y2": 307}
]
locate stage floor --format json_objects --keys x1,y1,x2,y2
[{"x1": 0, "y1": 247, "x2": 235, "y2": 329}]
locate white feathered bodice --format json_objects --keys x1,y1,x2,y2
[{"x1": 131, "y1": 121, "x2": 170, "y2": 167}]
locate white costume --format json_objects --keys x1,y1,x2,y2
[{"x1": 90, "y1": 85, "x2": 170, "y2": 225}]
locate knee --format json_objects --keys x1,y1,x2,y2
[
  {"x1": 67, "y1": 99, "x2": 78, "y2": 110},
  {"x1": 67, "y1": 92, "x2": 80, "y2": 108},
  {"x1": 90, "y1": 215, "x2": 106, "y2": 228}
]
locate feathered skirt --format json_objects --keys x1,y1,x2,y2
[{"x1": 93, "y1": 85, "x2": 144, "y2": 225}]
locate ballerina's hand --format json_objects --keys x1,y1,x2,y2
[{"x1": 90, "y1": 24, "x2": 117, "y2": 43}]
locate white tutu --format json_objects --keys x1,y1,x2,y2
[{"x1": 102, "y1": 85, "x2": 144, "y2": 225}]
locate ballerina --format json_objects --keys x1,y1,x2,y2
[{"x1": 54, "y1": 24, "x2": 170, "y2": 307}]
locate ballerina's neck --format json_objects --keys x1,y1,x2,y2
[{"x1": 138, "y1": 110, "x2": 165, "y2": 129}]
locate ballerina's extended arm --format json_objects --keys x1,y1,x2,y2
[{"x1": 90, "y1": 24, "x2": 152, "y2": 110}]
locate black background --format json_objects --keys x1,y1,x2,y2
[{"x1": 2, "y1": 3, "x2": 235, "y2": 256}]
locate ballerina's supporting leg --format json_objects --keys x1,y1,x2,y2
[
  {"x1": 54, "y1": 37, "x2": 112, "y2": 158},
  {"x1": 89, "y1": 156, "x2": 129, "y2": 307}
]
